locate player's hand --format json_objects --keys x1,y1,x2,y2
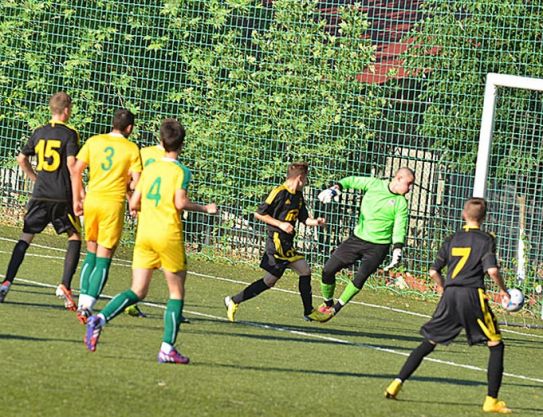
[
  {"x1": 383, "y1": 248, "x2": 402, "y2": 271},
  {"x1": 73, "y1": 201, "x2": 84, "y2": 216},
  {"x1": 500, "y1": 289, "x2": 510, "y2": 305},
  {"x1": 316, "y1": 217, "x2": 326, "y2": 227},
  {"x1": 317, "y1": 186, "x2": 341, "y2": 204},
  {"x1": 279, "y1": 222, "x2": 294, "y2": 234},
  {"x1": 205, "y1": 203, "x2": 218, "y2": 215}
]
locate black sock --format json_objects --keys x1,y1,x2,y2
[
  {"x1": 325, "y1": 299, "x2": 334, "y2": 307},
  {"x1": 62, "y1": 240, "x2": 82, "y2": 289},
  {"x1": 5, "y1": 240, "x2": 30, "y2": 283},
  {"x1": 298, "y1": 275, "x2": 313, "y2": 315},
  {"x1": 398, "y1": 339, "x2": 436, "y2": 381},
  {"x1": 232, "y1": 279, "x2": 270, "y2": 304},
  {"x1": 487, "y1": 343, "x2": 505, "y2": 398},
  {"x1": 333, "y1": 301, "x2": 343, "y2": 313}
]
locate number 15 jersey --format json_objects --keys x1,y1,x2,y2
[{"x1": 21, "y1": 120, "x2": 80, "y2": 202}]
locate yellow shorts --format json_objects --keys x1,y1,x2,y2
[
  {"x1": 83, "y1": 198, "x2": 125, "y2": 249},
  {"x1": 132, "y1": 235, "x2": 186, "y2": 273}
]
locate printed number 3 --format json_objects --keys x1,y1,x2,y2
[
  {"x1": 451, "y1": 247, "x2": 471, "y2": 278},
  {"x1": 146, "y1": 177, "x2": 161, "y2": 207},
  {"x1": 101, "y1": 146, "x2": 115, "y2": 171}
]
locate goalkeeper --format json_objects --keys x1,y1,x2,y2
[{"x1": 317, "y1": 167, "x2": 415, "y2": 319}]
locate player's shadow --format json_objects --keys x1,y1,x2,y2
[
  {"x1": 1, "y1": 300, "x2": 67, "y2": 310},
  {"x1": 0, "y1": 333, "x2": 80, "y2": 344},
  {"x1": 253, "y1": 320, "x2": 423, "y2": 343},
  {"x1": 400, "y1": 398, "x2": 543, "y2": 414}
]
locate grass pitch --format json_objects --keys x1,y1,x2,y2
[{"x1": 0, "y1": 225, "x2": 541, "y2": 417}]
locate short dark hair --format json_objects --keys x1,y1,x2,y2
[
  {"x1": 287, "y1": 162, "x2": 309, "y2": 179},
  {"x1": 160, "y1": 118, "x2": 185, "y2": 152},
  {"x1": 49, "y1": 92, "x2": 72, "y2": 114},
  {"x1": 112, "y1": 109, "x2": 135, "y2": 131},
  {"x1": 464, "y1": 198, "x2": 487, "y2": 222}
]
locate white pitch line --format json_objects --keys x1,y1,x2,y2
[
  {"x1": 0, "y1": 237, "x2": 542, "y2": 340},
  {"x1": 9, "y1": 277, "x2": 543, "y2": 385}
]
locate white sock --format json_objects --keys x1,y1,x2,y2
[
  {"x1": 78, "y1": 294, "x2": 96, "y2": 310},
  {"x1": 161, "y1": 342, "x2": 174, "y2": 353},
  {"x1": 97, "y1": 314, "x2": 106, "y2": 327}
]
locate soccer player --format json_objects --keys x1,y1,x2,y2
[
  {"x1": 317, "y1": 167, "x2": 415, "y2": 319},
  {"x1": 224, "y1": 162, "x2": 329, "y2": 322},
  {"x1": 0, "y1": 92, "x2": 81, "y2": 310},
  {"x1": 140, "y1": 141, "x2": 165, "y2": 168},
  {"x1": 84, "y1": 118, "x2": 217, "y2": 364},
  {"x1": 385, "y1": 198, "x2": 512, "y2": 414},
  {"x1": 71, "y1": 109, "x2": 142, "y2": 323}
]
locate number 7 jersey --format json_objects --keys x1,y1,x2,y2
[
  {"x1": 135, "y1": 158, "x2": 191, "y2": 241},
  {"x1": 431, "y1": 226, "x2": 498, "y2": 289},
  {"x1": 21, "y1": 120, "x2": 80, "y2": 202}
]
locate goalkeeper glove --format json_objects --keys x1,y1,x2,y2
[
  {"x1": 318, "y1": 186, "x2": 341, "y2": 204},
  {"x1": 383, "y1": 248, "x2": 402, "y2": 271}
]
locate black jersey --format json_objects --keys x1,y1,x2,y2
[
  {"x1": 21, "y1": 121, "x2": 80, "y2": 202},
  {"x1": 256, "y1": 183, "x2": 309, "y2": 238},
  {"x1": 431, "y1": 226, "x2": 497, "y2": 289}
]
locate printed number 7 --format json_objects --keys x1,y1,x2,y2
[{"x1": 451, "y1": 247, "x2": 471, "y2": 278}]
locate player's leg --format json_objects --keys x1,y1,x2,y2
[
  {"x1": 158, "y1": 269, "x2": 189, "y2": 364},
  {"x1": 320, "y1": 236, "x2": 362, "y2": 309},
  {"x1": 1, "y1": 232, "x2": 34, "y2": 302},
  {"x1": 84, "y1": 268, "x2": 150, "y2": 352},
  {"x1": 52, "y1": 205, "x2": 82, "y2": 310},
  {"x1": 289, "y1": 259, "x2": 313, "y2": 316},
  {"x1": 386, "y1": 289, "x2": 461, "y2": 399},
  {"x1": 332, "y1": 241, "x2": 388, "y2": 315},
  {"x1": 460, "y1": 288, "x2": 510, "y2": 413}
]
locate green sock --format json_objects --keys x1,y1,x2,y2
[
  {"x1": 87, "y1": 257, "x2": 112, "y2": 299},
  {"x1": 100, "y1": 289, "x2": 140, "y2": 322},
  {"x1": 79, "y1": 252, "x2": 96, "y2": 295},
  {"x1": 338, "y1": 281, "x2": 361, "y2": 306},
  {"x1": 320, "y1": 282, "x2": 335, "y2": 300},
  {"x1": 163, "y1": 299, "x2": 184, "y2": 346}
]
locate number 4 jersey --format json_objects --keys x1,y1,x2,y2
[
  {"x1": 135, "y1": 158, "x2": 191, "y2": 241},
  {"x1": 76, "y1": 132, "x2": 142, "y2": 202},
  {"x1": 21, "y1": 120, "x2": 80, "y2": 202}
]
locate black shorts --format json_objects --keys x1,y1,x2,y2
[
  {"x1": 23, "y1": 199, "x2": 81, "y2": 235},
  {"x1": 421, "y1": 286, "x2": 502, "y2": 346},
  {"x1": 260, "y1": 232, "x2": 304, "y2": 278}
]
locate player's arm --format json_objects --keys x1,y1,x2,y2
[
  {"x1": 16, "y1": 152, "x2": 37, "y2": 182},
  {"x1": 428, "y1": 238, "x2": 449, "y2": 293},
  {"x1": 71, "y1": 159, "x2": 87, "y2": 216},
  {"x1": 384, "y1": 199, "x2": 409, "y2": 271},
  {"x1": 129, "y1": 188, "x2": 142, "y2": 217},
  {"x1": 305, "y1": 217, "x2": 326, "y2": 227},
  {"x1": 174, "y1": 189, "x2": 217, "y2": 214},
  {"x1": 126, "y1": 171, "x2": 141, "y2": 200},
  {"x1": 254, "y1": 212, "x2": 294, "y2": 234},
  {"x1": 487, "y1": 267, "x2": 509, "y2": 302},
  {"x1": 298, "y1": 200, "x2": 325, "y2": 227}
]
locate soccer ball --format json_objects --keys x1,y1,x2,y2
[{"x1": 501, "y1": 288, "x2": 524, "y2": 312}]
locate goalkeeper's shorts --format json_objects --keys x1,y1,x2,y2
[{"x1": 260, "y1": 232, "x2": 304, "y2": 278}]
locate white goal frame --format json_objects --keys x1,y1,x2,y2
[{"x1": 473, "y1": 72, "x2": 543, "y2": 198}]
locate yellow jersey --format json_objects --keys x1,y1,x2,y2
[
  {"x1": 135, "y1": 158, "x2": 192, "y2": 241},
  {"x1": 140, "y1": 144, "x2": 165, "y2": 168},
  {"x1": 77, "y1": 132, "x2": 142, "y2": 202}
]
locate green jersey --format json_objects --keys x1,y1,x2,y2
[{"x1": 338, "y1": 176, "x2": 409, "y2": 245}]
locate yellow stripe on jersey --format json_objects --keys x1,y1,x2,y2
[
  {"x1": 265, "y1": 184, "x2": 295, "y2": 205},
  {"x1": 476, "y1": 288, "x2": 502, "y2": 342},
  {"x1": 77, "y1": 133, "x2": 142, "y2": 202},
  {"x1": 140, "y1": 145, "x2": 165, "y2": 168},
  {"x1": 135, "y1": 159, "x2": 187, "y2": 241}
]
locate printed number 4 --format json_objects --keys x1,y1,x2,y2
[
  {"x1": 146, "y1": 177, "x2": 161, "y2": 207},
  {"x1": 451, "y1": 247, "x2": 471, "y2": 278}
]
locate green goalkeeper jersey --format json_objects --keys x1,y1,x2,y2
[{"x1": 338, "y1": 176, "x2": 409, "y2": 245}]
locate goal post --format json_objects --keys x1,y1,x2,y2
[{"x1": 474, "y1": 73, "x2": 543, "y2": 198}]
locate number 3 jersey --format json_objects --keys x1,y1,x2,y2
[
  {"x1": 21, "y1": 120, "x2": 80, "y2": 202},
  {"x1": 76, "y1": 133, "x2": 142, "y2": 202},
  {"x1": 135, "y1": 158, "x2": 191, "y2": 241},
  {"x1": 431, "y1": 226, "x2": 498, "y2": 289}
]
